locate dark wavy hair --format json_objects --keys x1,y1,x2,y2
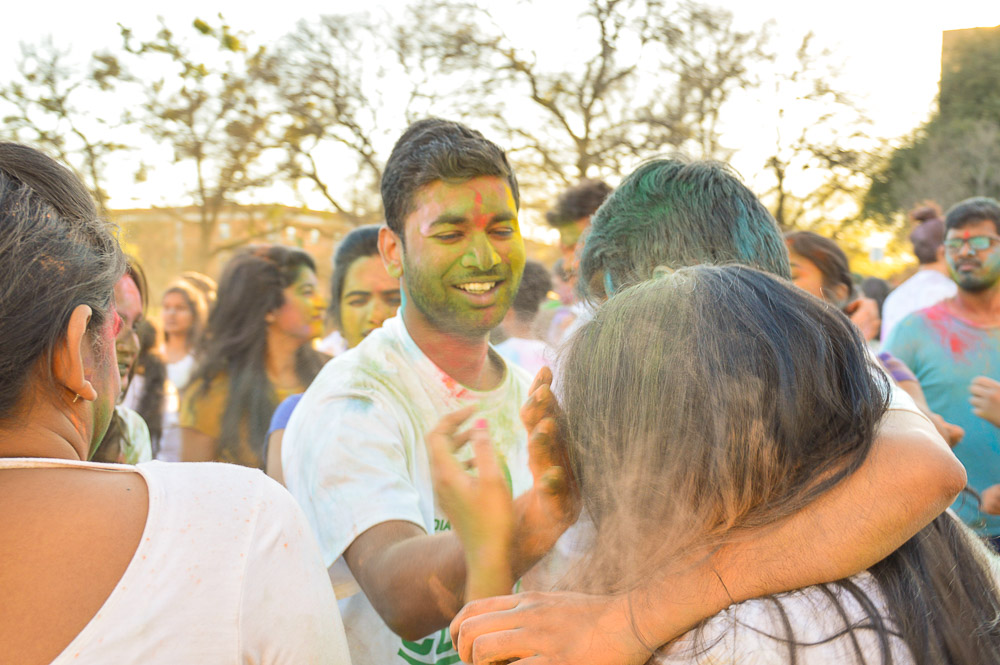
[
  {"x1": 189, "y1": 244, "x2": 325, "y2": 466},
  {"x1": 560, "y1": 265, "x2": 1000, "y2": 664},
  {"x1": 328, "y1": 224, "x2": 381, "y2": 328},
  {"x1": 545, "y1": 179, "x2": 612, "y2": 227},
  {"x1": 133, "y1": 319, "x2": 166, "y2": 453},
  {"x1": 0, "y1": 142, "x2": 124, "y2": 424},
  {"x1": 381, "y1": 118, "x2": 519, "y2": 245}
]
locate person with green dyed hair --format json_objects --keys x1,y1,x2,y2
[
  {"x1": 449, "y1": 157, "x2": 969, "y2": 665},
  {"x1": 579, "y1": 159, "x2": 790, "y2": 299}
]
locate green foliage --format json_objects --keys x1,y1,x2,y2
[{"x1": 864, "y1": 27, "x2": 1000, "y2": 222}]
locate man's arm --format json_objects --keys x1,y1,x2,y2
[
  {"x1": 452, "y1": 406, "x2": 966, "y2": 664},
  {"x1": 333, "y1": 371, "x2": 574, "y2": 642}
]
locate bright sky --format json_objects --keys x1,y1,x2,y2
[{"x1": 1, "y1": 0, "x2": 996, "y2": 218}]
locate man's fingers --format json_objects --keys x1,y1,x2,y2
[
  {"x1": 526, "y1": 365, "x2": 553, "y2": 397},
  {"x1": 471, "y1": 425, "x2": 504, "y2": 483},
  {"x1": 972, "y1": 375, "x2": 1000, "y2": 391},
  {"x1": 469, "y1": 630, "x2": 538, "y2": 665},
  {"x1": 449, "y1": 429, "x2": 474, "y2": 454},
  {"x1": 428, "y1": 407, "x2": 478, "y2": 478},
  {"x1": 451, "y1": 595, "x2": 521, "y2": 648},
  {"x1": 432, "y1": 404, "x2": 478, "y2": 434}
]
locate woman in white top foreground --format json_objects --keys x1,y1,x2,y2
[
  {"x1": 444, "y1": 266, "x2": 1000, "y2": 664},
  {"x1": 0, "y1": 142, "x2": 350, "y2": 664}
]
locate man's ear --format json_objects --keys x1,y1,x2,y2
[
  {"x1": 52, "y1": 304, "x2": 98, "y2": 402},
  {"x1": 379, "y1": 226, "x2": 404, "y2": 279}
]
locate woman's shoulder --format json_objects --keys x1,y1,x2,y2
[{"x1": 660, "y1": 573, "x2": 912, "y2": 665}]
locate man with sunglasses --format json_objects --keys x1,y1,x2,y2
[{"x1": 884, "y1": 196, "x2": 1000, "y2": 548}]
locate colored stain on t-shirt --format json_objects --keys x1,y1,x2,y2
[{"x1": 884, "y1": 302, "x2": 1000, "y2": 536}]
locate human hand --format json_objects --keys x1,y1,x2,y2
[
  {"x1": 427, "y1": 406, "x2": 514, "y2": 598},
  {"x1": 927, "y1": 411, "x2": 964, "y2": 448},
  {"x1": 844, "y1": 297, "x2": 881, "y2": 342},
  {"x1": 450, "y1": 592, "x2": 653, "y2": 665},
  {"x1": 981, "y1": 484, "x2": 1000, "y2": 515},
  {"x1": 515, "y1": 368, "x2": 580, "y2": 561},
  {"x1": 970, "y1": 376, "x2": 1000, "y2": 427}
]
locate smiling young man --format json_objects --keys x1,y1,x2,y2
[
  {"x1": 884, "y1": 196, "x2": 1000, "y2": 546},
  {"x1": 281, "y1": 119, "x2": 568, "y2": 665}
]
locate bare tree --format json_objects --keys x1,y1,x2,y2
[
  {"x1": 391, "y1": 0, "x2": 770, "y2": 188},
  {"x1": 119, "y1": 18, "x2": 279, "y2": 261},
  {"x1": 757, "y1": 33, "x2": 874, "y2": 230},
  {"x1": 268, "y1": 15, "x2": 388, "y2": 224},
  {"x1": 0, "y1": 40, "x2": 129, "y2": 213}
]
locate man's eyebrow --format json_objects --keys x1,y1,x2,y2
[
  {"x1": 343, "y1": 289, "x2": 372, "y2": 298},
  {"x1": 428, "y1": 212, "x2": 516, "y2": 228},
  {"x1": 428, "y1": 215, "x2": 467, "y2": 228}
]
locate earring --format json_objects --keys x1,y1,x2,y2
[{"x1": 72, "y1": 394, "x2": 81, "y2": 403}]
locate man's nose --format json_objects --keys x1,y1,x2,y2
[{"x1": 461, "y1": 234, "x2": 501, "y2": 271}]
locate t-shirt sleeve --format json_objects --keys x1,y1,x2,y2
[
  {"x1": 268, "y1": 393, "x2": 303, "y2": 437},
  {"x1": 881, "y1": 313, "x2": 922, "y2": 371},
  {"x1": 239, "y1": 478, "x2": 351, "y2": 664},
  {"x1": 179, "y1": 377, "x2": 227, "y2": 441},
  {"x1": 283, "y1": 390, "x2": 427, "y2": 567}
]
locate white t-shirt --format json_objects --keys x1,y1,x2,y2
[
  {"x1": 658, "y1": 571, "x2": 912, "y2": 664},
  {"x1": 880, "y1": 269, "x2": 956, "y2": 342},
  {"x1": 659, "y1": 513, "x2": 1000, "y2": 664},
  {"x1": 166, "y1": 352, "x2": 197, "y2": 392},
  {"x1": 283, "y1": 314, "x2": 533, "y2": 665},
  {"x1": 0, "y1": 457, "x2": 351, "y2": 664}
]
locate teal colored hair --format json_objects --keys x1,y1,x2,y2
[{"x1": 579, "y1": 159, "x2": 789, "y2": 299}]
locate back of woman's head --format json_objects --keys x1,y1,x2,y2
[
  {"x1": 0, "y1": 143, "x2": 124, "y2": 421},
  {"x1": 560, "y1": 265, "x2": 889, "y2": 591}
]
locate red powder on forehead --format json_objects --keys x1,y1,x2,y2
[
  {"x1": 963, "y1": 230, "x2": 971, "y2": 240},
  {"x1": 474, "y1": 190, "x2": 483, "y2": 206}
]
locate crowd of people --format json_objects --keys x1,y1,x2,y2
[{"x1": 2, "y1": 113, "x2": 1000, "y2": 665}]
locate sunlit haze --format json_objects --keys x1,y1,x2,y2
[{"x1": 1, "y1": 0, "x2": 996, "y2": 224}]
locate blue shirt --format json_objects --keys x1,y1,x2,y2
[
  {"x1": 884, "y1": 302, "x2": 1000, "y2": 536},
  {"x1": 268, "y1": 393, "x2": 303, "y2": 437}
]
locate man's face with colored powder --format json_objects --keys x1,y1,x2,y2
[
  {"x1": 945, "y1": 219, "x2": 1000, "y2": 293},
  {"x1": 397, "y1": 175, "x2": 525, "y2": 336}
]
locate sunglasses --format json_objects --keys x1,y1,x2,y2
[{"x1": 944, "y1": 234, "x2": 1000, "y2": 252}]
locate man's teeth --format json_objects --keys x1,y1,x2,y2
[{"x1": 457, "y1": 282, "x2": 496, "y2": 294}]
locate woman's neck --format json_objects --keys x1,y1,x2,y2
[
  {"x1": 0, "y1": 395, "x2": 90, "y2": 461},
  {"x1": 163, "y1": 333, "x2": 190, "y2": 363}
]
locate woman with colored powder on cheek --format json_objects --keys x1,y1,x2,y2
[
  {"x1": 269, "y1": 225, "x2": 400, "y2": 484},
  {"x1": 180, "y1": 244, "x2": 330, "y2": 470},
  {"x1": 92, "y1": 262, "x2": 157, "y2": 464},
  {"x1": 0, "y1": 143, "x2": 350, "y2": 664}
]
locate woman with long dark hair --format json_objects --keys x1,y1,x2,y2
[
  {"x1": 0, "y1": 143, "x2": 349, "y2": 662},
  {"x1": 443, "y1": 266, "x2": 1000, "y2": 664},
  {"x1": 180, "y1": 244, "x2": 327, "y2": 469}
]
